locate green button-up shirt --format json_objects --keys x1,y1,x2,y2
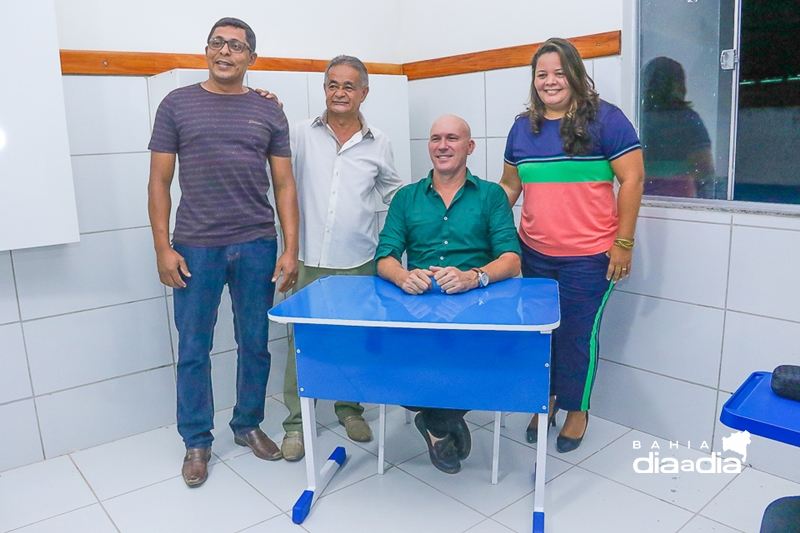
[{"x1": 375, "y1": 170, "x2": 520, "y2": 271}]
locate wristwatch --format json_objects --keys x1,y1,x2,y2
[{"x1": 471, "y1": 268, "x2": 489, "y2": 288}]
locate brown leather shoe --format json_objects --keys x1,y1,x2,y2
[
  {"x1": 234, "y1": 428, "x2": 282, "y2": 460},
  {"x1": 182, "y1": 447, "x2": 212, "y2": 487}
]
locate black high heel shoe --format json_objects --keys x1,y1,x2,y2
[
  {"x1": 556, "y1": 411, "x2": 589, "y2": 453},
  {"x1": 525, "y1": 408, "x2": 558, "y2": 444}
]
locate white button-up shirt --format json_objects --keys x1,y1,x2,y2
[{"x1": 292, "y1": 112, "x2": 404, "y2": 269}]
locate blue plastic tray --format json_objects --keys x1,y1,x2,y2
[{"x1": 720, "y1": 371, "x2": 800, "y2": 448}]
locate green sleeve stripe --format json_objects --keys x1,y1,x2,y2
[{"x1": 518, "y1": 160, "x2": 614, "y2": 184}]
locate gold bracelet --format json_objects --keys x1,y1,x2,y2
[{"x1": 614, "y1": 237, "x2": 635, "y2": 250}]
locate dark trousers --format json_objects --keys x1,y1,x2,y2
[
  {"x1": 173, "y1": 238, "x2": 277, "y2": 449},
  {"x1": 520, "y1": 239, "x2": 614, "y2": 412}
]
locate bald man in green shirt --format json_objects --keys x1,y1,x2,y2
[{"x1": 375, "y1": 114, "x2": 521, "y2": 474}]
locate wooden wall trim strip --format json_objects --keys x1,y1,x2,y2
[
  {"x1": 59, "y1": 50, "x2": 402, "y2": 77},
  {"x1": 402, "y1": 31, "x2": 621, "y2": 81},
  {"x1": 59, "y1": 30, "x2": 619, "y2": 79}
]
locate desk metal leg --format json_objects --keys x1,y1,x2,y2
[
  {"x1": 292, "y1": 396, "x2": 346, "y2": 524},
  {"x1": 378, "y1": 404, "x2": 386, "y2": 475},
  {"x1": 532, "y1": 410, "x2": 548, "y2": 533},
  {"x1": 492, "y1": 411, "x2": 501, "y2": 485}
]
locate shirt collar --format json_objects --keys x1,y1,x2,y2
[
  {"x1": 422, "y1": 168, "x2": 479, "y2": 194},
  {"x1": 312, "y1": 111, "x2": 373, "y2": 139}
]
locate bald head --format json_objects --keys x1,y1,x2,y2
[
  {"x1": 430, "y1": 114, "x2": 472, "y2": 140},
  {"x1": 428, "y1": 115, "x2": 475, "y2": 181}
]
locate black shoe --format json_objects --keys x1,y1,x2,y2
[
  {"x1": 526, "y1": 408, "x2": 558, "y2": 444},
  {"x1": 449, "y1": 417, "x2": 472, "y2": 460},
  {"x1": 414, "y1": 413, "x2": 461, "y2": 474},
  {"x1": 556, "y1": 412, "x2": 589, "y2": 453}
]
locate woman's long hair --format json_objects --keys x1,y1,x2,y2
[{"x1": 526, "y1": 38, "x2": 599, "y2": 156}]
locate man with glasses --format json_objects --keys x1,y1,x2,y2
[
  {"x1": 147, "y1": 17, "x2": 299, "y2": 487},
  {"x1": 279, "y1": 56, "x2": 404, "y2": 461}
]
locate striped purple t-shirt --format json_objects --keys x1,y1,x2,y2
[{"x1": 149, "y1": 83, "x2": 291, "y2": 247}]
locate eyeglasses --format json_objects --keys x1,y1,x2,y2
[{"x1": 207, "y1": 37, "x2": 251, "y2": 54}]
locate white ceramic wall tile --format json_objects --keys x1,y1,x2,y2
[
  {"x1": 732, "y1": 213, "x2": 800, "y2": 232},
  {"x1": 36, "y1": 367, "x2": 176, "y2": 457},
  {"x1": 13, "y1": 228, "x2": 163, "y2": 320},
  {"x1": 719, "y1": 312, "x2": 800, "y2": 393},
  {"x1": 12, "y1": 504, "x2": 118, "y2": 533},
  {"x1": 728, "y1": 225, "x2": 800, "y2": 322},
  {"x1": 360, "y1": 74, "x2": 413, "y2": 184},
  {"x1": 408, "y1": 72, "x2": 486, "y2": 139},
  {"x1": 71, "y1": 152, "x2": 151, "y2": 234},
  {"x1": 0, "y1": 456, "x2": 96, "y2": 532},
  {"x1": 485, "y1": 137, "x2": 507, "y2": 184},
  {"x1": 62, "y1": 76, "x2": 151, "y2": 155},
  {"x1": 245, "y1": 71, "x2": 311, "y2": 133},
  {"x1": 468, "y1": 138, "x2": 487, "y2": 181},
  {"x1": 0, "y1": 324, "x2": 32, "y2": 403},
  {"x1": 592, "y1": 360, "x2": 718, "y2": 445},
  {"x1": 622, "y1": 216, "x2": 730, "y2": 308},
  {"x1": 485, "y1": 66, "x2": 531, "y2": 138},
  {"x1": 0, "y1": 400, "x2": 43, "y2": 472},
  {"x1": 305, "y1": 71, "x2": 325, "y2": 115},
  {"x1": 24, "y1": 299, "x2": 173, "y2": 395},
  {"x1": 410, "y1": 139, "x2": 430, "y2": 182},
  {"x1": 639, "y1": 205, "x2": 733, "y2": 225},
  {"x1": 266, "y1": 337, "x2": 288, "y2": 397},
  {"x1": 713, "y1": 393, "x2": 800, "y2": 485},
  {"x1": 593, "y1": 55, "x2": 623, "y2": 108},
  {"x1": 0, "y1": 251, "x2": 18, "y2": 324},
  {"x1": 600, "y1": 291, "x2": 725, "y2": 387}
]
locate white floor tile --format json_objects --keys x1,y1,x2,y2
[
  {"x1": 238, "y1": 512, "x2": 302, "y2": 533},
  {"x1": 678, "y1": 515, "x2": 743, "y2": 533},
  {"x1": 301, "y1": 467, "x2": 485, "y2": 533},
  {"x1": 11, "y1": 504, "x2": 117, "y2": 533},
  {"x1": 226, "y1": 427, "x2": 381, "y2": 512},
  {"x1": 465, "y1": 410, "x2": 498, "y2": 427},
  {"x1": 498, "y1": 412, "x2": 632, "y2": 466},
  {"x1": 492, "y1": 467, "x2": 693, "y2": 533},
  {"x1": 0, "y1": 456, "x2": 97, "y2": 532},
  {"x1": 398, "y1": 427, "x2": 573, "y2": 516},
  {"x1": 580, "y1": 430, "x2": 737, "y2": 512},
  {"x1": 70, "y1": 426, "x2": 190, "y2": 500},
  {"x1": 102, "y1": 463, "x2": 281, "y2": 533},
  {"x1": 700, "y1": 467, "x2": 800, "y2": 533},
  {"x1": 463, "y1": 519, "x2": 516, "y2": 533},
  {"x1": 327, "y1": 405, "x2": 428, "y2": 466}
]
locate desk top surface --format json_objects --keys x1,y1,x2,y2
[
  {"x1": 720, "y1": 371, "x2": 800, "y2": 448},
  {"x1": 269, "y1": 276, "x2": 560, "y2": 331}
]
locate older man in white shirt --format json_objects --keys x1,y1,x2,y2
[{"x1": 281, "y1": 55, "x2": 404, "y2": 460}]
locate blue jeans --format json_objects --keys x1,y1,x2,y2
[{"x1": 173, "y1": 238, "x2": 277, "y2": 449}]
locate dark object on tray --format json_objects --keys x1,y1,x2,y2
[{"x1": 771, "y1": 365, "x2": 800, "y2": 402}]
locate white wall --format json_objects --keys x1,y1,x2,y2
[
  {"x1": 51, "y1": 0, "x2": 620, "y2": 64},
  {"x1": 53, "y1": 0, "x2": 405, "y2": 63},
  {"x1": 400, "y1": 0, "x2": 622, "y2": 62}
]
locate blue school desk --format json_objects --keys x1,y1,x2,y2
[
  {"x1": 269, "y1": 275, "x2": 560, "y2": 531},
  {"x1": 721, "y1": 371, "x2": 800, "y2": 448}
]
